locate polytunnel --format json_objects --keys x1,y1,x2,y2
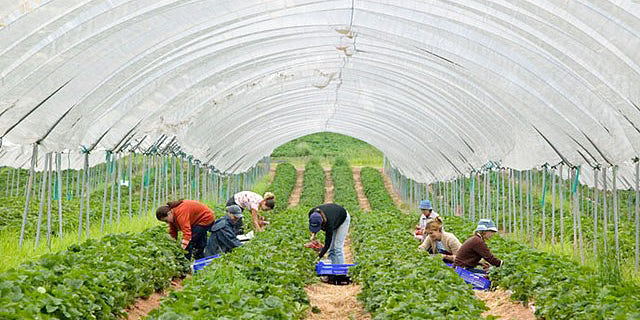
[
  {"x1": 4, "y1": 2, "x2": 640, "y2": 319},
  {"x1": 1, "y1": 0, "x2": 640, "y2": 185}
]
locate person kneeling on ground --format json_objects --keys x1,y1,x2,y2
[
  {"x1": 205, "y1": 205, "x2": 245, "y2": 256},
  {"x1": 414, "y1": 200, "x2": 439, "y2": 241},
  {"x1": 227, "y1": 191, "x2": 275, "y2": 232},
  {"x1": 454, "y1": 219, "x2": 503, "y2": 273},
  {"x1": 418, "y1": 217, "x2": 461, "y2": 263},
  {"x1": 156, "y1": 200, "x2": 215, "y2": 260},
  {"x1": 308, "y1": 203, "x2": 351, "y2": 264}
]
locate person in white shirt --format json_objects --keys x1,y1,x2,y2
[
  {"x1": 414, "y1": 199, "x2": 439, "y2": 241},
  {"x1": 227, "y1": 191, "x2": 274, "y2": 232}
]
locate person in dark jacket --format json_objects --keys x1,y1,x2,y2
[
  {"x1": 308, "y1": 203, "x2": 351, "y2": 264},
  {"x1": 454, "y1": 219, "x2": 503, "y2": 272},
  {"x1": 204, "y1": 205, "x2": 244, "y2": 256}
]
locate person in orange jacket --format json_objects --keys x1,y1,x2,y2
[{"x1": 156, "y1": 200, "x2": 215, "y2": 260}]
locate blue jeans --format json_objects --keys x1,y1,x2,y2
[{"x1": 328, "y1": 212, "x2": 350, "y2": 264}]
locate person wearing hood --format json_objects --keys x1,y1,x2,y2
[
  {"x1": 454, "y1": 219, "x2": 503, "y2": 272},
  {"x1": 205, "y1": 205, "x2": 245, "y2": 256},
  {"x1": 308, "y1": 203, "x2": 351, "y2": 264}
]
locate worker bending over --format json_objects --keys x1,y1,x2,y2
[
  {"x1": 205, "y1": 205, "x2": 245, "y2": 256},
  {"x1": 156, "y1": 200, "x2": 215, "y2": 260},
  {"x1": 418, "y1": 217, "x2": 461, "y2": 263},
  {"x1": 308, "y1": 203, "x2": 351, "y2": 264},
  {"x1": 227, "y1": 191, "x2": 275, "y2": 232},
  {"x1": 454, "y1": 219, "x2": 503, "y2": 272}
]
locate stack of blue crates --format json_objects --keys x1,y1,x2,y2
[
  {"x1": 315, "y1": 261, "x2": 356, "y2": 276},
  {"x1": 192, "y1": 254, "x2": 221, "y2": 274}
]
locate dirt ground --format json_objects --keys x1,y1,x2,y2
[
  {"x1": 304, "y1": 236, "x2": 370, "y2": 320},
  {"x1": 475, "y1": 289, "x2": 536, "y2": 320},
  {"x1": 303, "y1": 172, "x2": 369, "y2": 319},
  {"x1": 289, "y1": 168, "x2": 304, "y2": 207},
  {"x1": 379, "y1": 168, "x2": 404, "y2": 209},
  {"x1": 351, "y1": 167, "x2": 371, "y2": 211},
  {"x1": 267, "y1": 165, "x2": 276, "y2": 185},
  {"x1": 125, "y1": 277, "x2": 185, "y2": 320},
  {"x1": 324, "y1": 168, "x2": 334, "y2": 203}
]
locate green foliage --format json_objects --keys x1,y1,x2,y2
[
  {"x1": 359, "y1": 167, "x2": 397, "y2": 213},
  {"x1": 298, "y1": 159, "x2": 325, "y2": 208},
  {"x1": 353, "y1": 168, "x2": 485, "y2": 318},
  {"x1": 0, "y1": 226, "x2": 189, "y2": 319},
  {"x1": 268, "y1": 163, "x2": 297, "y2": 212},
  {"x1": 443, "y1": 216, "x2": 640, "y2": 319},
  {"x1": 147, "y1": 208, "x2": 317, "y2": 319},
  {"x1": 271, "y1": 132, "x2": 382, "y2": 159},
  {"x1": 331, "y1": 157, "x2": 359, "y2": 213}
]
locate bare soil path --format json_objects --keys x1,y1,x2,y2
[
  {"x1": 475, "y1": 289, "x2": 536, "y2": 320},
  {"x1": 379, "y1": 168, "x2": 405, "y2": 209},
  {"x1": 304, "y1": 236, "x2": 370, "y2": 320},
  {"x1": 289, "y1": 168, "x2": 304, "y2": 207},
  {"x1": 304, "y1": 169, "x2": 370, "y2": 320},
  {"x1": 324, "y1": 168, "x2": 334, "y2": 203},
  {"x1": 125, "y1": 277, "x2": 185, "y2": 320},
  {"x1": 351, "y1": 167, "x2": 371, "y2": 211},
  {"x1": 267, "y1": 165, "x2": 276, "y2": 185}
]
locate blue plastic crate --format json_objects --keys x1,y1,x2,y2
[
  {"x1": 445, "y1": 263, "x2": 491, "y2": 290},
  {"x1": 315, "y1": 261, "x2": 356, "y2": 276},
  {"x1": 192, "y1": 254, "x2": 221, "y2": 274}
]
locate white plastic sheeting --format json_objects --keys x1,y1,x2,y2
[{"x1": 1, "y1": 0, "x2": 640, "y2": 185}]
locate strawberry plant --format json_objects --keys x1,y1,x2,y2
[
  {"x1": 0, "y1": 226, "x2": 189, "y2": 319},
  {"x1": 354, "y1": 167, "x2": 486, "y2": 318},
  {"x1": 443, "y1": 215, "x2": 640, "y2": 319},
  {"x1": 147, "y1": 207, "x2": 317, "y2": 319},
  {"x1": 268, "y1": 162, "x2": 297, "y2": 212},
  {"x1": 360, "y1": 167, "x2": 397, "y2": 212},
  {"x1": 331, "y1": 157, "x2": 359, "y2": 213},
  {"x1": 298, "y1": 158, "x2": 325, "y2": 208}
]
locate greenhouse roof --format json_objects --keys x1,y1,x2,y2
[{"x1": 1, "y1": 0, "x2": 639, "y2": 184}]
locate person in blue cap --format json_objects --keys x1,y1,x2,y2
[
  {"x1": 308, "y1": 203, "x2": 350, "y2": 264},
  {"x1": 204, "y1": 205, "x2": 245, "y2": 256},
  {"x1": 414, "y1": 199, "x2": 439, "y2": 241},
  {"x1": 454, "y1": 219, "x2": 503, "y2": 272}
]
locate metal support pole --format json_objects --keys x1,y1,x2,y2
[
  {"x1": 603, "y1": 167, "x2": 608, "y2": 254},
  {"x1": 559, "y1": 165, "x2": 564, "y2": 249},
  {"x1": 128, "y1": 153, "x2": 133, "y2": 219},
  {"x1": 56, "y1": 153, "x2": 63, "y2": 237},
  {"x1": 46, "y1": 153, "x2": 53, "y2": 248},
  {"x1": 19, "y1": 144, "x2": 38, "y2": 248},
  {"x1": 35, "y1": 153, "x2": 49, "y2": 248},
  {"x1": 101, "y1": 153, "x2": 109, "y2": 235},
  {"x1": 84, "y1": 152, "x2": 91, "y2": 238},
  {"x1": 613, "y1": 166, "x2": 620, "y2": 261},
  {"x1": 593, "y1": 168, "x2": 599, "y2": 260}
]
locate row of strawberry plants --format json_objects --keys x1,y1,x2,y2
[
  {"x1": 331, "y1": 157, "x2": 359, "y2": 212},
  {"x1": 443, "y1": 216, "x2": 640, "y2": 319},
  {"x1": 148, "y1": 163, "x2": 316, "y2": 318},
  {"x1": 268, "y1": 162, "x2": 297, "y2": 212},
  {"x1": 359, "y1": 167, "x2": 399, "y2": 212},
  {"x1": 0, "y1": 226, "x2": 189, "y2": 319},
  {"x1": 352, "y1": 168, "x2": 486, "y2": 318},
  {"x1": 298, "y1": 158, "x2": 325, "y2": 207}
]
